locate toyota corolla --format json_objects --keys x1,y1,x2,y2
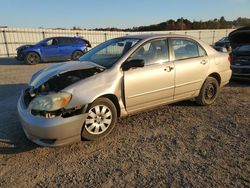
[{"x1": 17, "y1": 34, "x2": 232, "y2": 146}]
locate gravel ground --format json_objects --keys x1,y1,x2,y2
[{"x1": 0, "y1": 58, "x2": 249, "y2": 187}]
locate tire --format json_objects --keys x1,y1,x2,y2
[
  {"x1": 195, "y1": 77, "x2": 220, "y2": 106},
  {"x1": 72, "y1": 50, "x2": 83, "y2": 60},
  {"x1": 25, "y1": 52, "x2": 40, "y2": 65},
  {"x1": 82, "y1": 97, "x2": 117, "y2": 141}
]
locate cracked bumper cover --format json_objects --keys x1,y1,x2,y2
[{"x1": 17, "y1": 97, "x2": 88, "y2": 147}]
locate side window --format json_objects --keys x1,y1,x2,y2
[
  {"x1": 69, "y1": 38, "x2": 75, "y2": 44},
  {"x1": 45, "y1": 38, "x2": 58, "y2": 46},
  {"x1": 172, "y1": 39, "x2": 199, "y2": 60},
  {"x1": 198, "y1": 45, "x2": 207, "y2": 57},
  {"x1": 75, "y1": 38, "x2": 83, "y2": 44},
  {"x1": 58, "y1": 38, "x2": 72, "y2": 45},
  {"x1": 130, "y1": 39, "x2": 169, "y2": 65},
  {"x1": 46, "y1": 39, "x2": 53, "y2": 46}
]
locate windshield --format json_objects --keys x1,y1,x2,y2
[
  {"x1": 219, "y1": 37, "x2": 228, "y2": 42},
  {"x1": 79, "y1": 38, "x2": 140, "y2": 68},
  {"x1": 36, "y1": 38, "x2": 49, "y2": 45}
]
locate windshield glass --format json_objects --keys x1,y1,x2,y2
[
  {"x1": 36, "y1": 38, "x2": 50, "y2": 45},
  {"x1": 219, "y1": 37, "x2": 228, "y2": 42},
  {"x1": 79, "y1": 38, "x2": 140, "y2": 68}
]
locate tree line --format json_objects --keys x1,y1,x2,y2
[{"x1": 91, "y1": 17, "x2": 250, "y2": 32}]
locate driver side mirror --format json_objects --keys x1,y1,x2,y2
[{"x1": 122, "y1": 59, "x2": 145, "y2": 71}]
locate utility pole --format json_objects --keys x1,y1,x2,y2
[{"x1": 181, "y1": 17, "x2": 184, "y2": 30}]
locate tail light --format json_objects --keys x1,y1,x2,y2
[{"x1": 83, "y1": 39, "x2": 92, "y2": 48}]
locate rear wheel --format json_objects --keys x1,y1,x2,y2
[
  {"x1": 82, "y1": 98, "x2": 117, "y2": 141},
  {"x1": 196, "y1": 77, "x2": 220, "y2": 106},
  {"x1": 72, "y1": 50, "x2": 83, "y2": 60},
  {"x1": 25, "y1": 52, "x2": 40, "y2": 65}
]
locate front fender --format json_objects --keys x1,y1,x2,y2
[
  {"x1": 23, "y1": 48, "x2": 42, "y2": 59},
  {"x1": 63, "y1": 69, "x2": 124, "y2": 109}
]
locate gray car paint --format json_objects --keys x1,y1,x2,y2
[{"x1": 17, "y1": 92, "x2": 88, "y2": 146}]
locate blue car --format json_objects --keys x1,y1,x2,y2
[
  {"x1": 16, "y1": 36, "x2": 91, "y2": 64},
  {"x1": 213, "y1": 37, "x2": 231, "y2": 52}
]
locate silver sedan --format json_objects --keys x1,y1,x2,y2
[{"x1": 17, "y1": 34, "x2": 232, "y2": 146}]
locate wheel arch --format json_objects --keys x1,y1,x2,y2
[
  {"x1": 71, "y1": 50, "x2": 84, "y2": 60},
  {"x1": 73, "y1": 49, "x2": 84, "y2": 53},
  {"x1": 81, "y1": 94, "x2": 119, "y2": 141},
  {"x1": 207, "y1": 72, "x2": 221, "y2": 86},
  {"x1": 93, "y1": 94, "x2": 121, "y2": 117},
  {"x1": 24, "y1": 51, "x2": 42, "y2": 64},
  {"x1": 25, "y1": 51, "x2": 41, "y2": 59}
]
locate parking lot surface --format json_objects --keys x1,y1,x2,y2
[{"x1": 0, "y1": 58, "x2": 249, "y2": 187}]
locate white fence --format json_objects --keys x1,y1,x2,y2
[{"x1": 0, "y1": 27, "x2": 234, "y2": 57}]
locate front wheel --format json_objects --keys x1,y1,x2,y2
[
  {"x1": 25, "y1": 52, "x2": 40, "y2": 65},
  {"x1": 195, "y1": 77, "x2": 220, "y2": 106},
  {"x1": 82, "y1": 98, "x2": 117, "y2": 141}
]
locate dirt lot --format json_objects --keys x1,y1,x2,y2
[{"x1": 0, "y1": 58, "x2": 249, "y2": 187}]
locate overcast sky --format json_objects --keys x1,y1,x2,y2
[{"x1": 1, "y1": 0, "x2": 250, "y2": 29}]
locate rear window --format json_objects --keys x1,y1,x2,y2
[
  {"x1": 58, "y1": 38, "x2": 74, "y2": 45},
  {"x1": 236, "y1": 45, "x2": 250, "y2": 51}
]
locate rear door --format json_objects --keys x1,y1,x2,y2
[
  {"x1": 169, "y1": 38, "x2": 209, "y2": 100},
  {"x1": 124, "y1": 38, "x2": 175, "y2": 113},
  {"x1": 58, "y1": 37, "x2": 75, "y2": 59}
]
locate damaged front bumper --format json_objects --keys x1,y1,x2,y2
[
  {"x1": 17, "y1": 95, "x2": 88, "y2": 147},
  {"x1": 16, "y1": 50, "x2": 25, "y2": 61}
]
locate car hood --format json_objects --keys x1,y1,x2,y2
[
  {"x1": 30, "y1": 61, "x2": 104, "y2": 89},
  {"x1": 229, "y1": 27, "x2": 250, "y2": 49},
  {"x1": 16, "y1": 44, "x2": 35, "y2": 51}
]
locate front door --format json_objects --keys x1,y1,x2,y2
[
  {"x1": 124, "y1": 39, "x2": 175, "y2": 113},
  {"x1": 40, "y1": 38, "x2": 60, "y2": 61}
]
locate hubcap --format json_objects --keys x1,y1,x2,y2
[
  {"x1": 28, "y1": 54, "x2": 38, "y2": 64},
  {"x1": 73, "y1": 52, "x2": 82, "y2": 59},
  {"x1": 85, "y1": 105, "x2": 112, "y2": 135},
  {"x1": 205, "y1": 83, "x2": 216, "y2": 100}
]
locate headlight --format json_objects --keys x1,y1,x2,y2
[{"x1": 29, "y1": 92, "x2": 72, "y2": 111}]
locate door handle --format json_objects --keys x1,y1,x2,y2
[
  {"x1": 200, "y1": 60, "x2": 207, "y2": 65},
  {"x1": 164, "y1": 66, "x2": 174, "y2": 72}
]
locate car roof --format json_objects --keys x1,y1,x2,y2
[
  {"x1": 119, "y1": 34, "x2": 195, "y2": 40},
  {"x1": 119, "y1": 33, "x2": 218, "y2": 56},
  {"x1": 229, "y1": 27, "x2": 250, "y2": 39},
  {"x1": 45, "y1": 36, "x2": 80, "y2": 40}
]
